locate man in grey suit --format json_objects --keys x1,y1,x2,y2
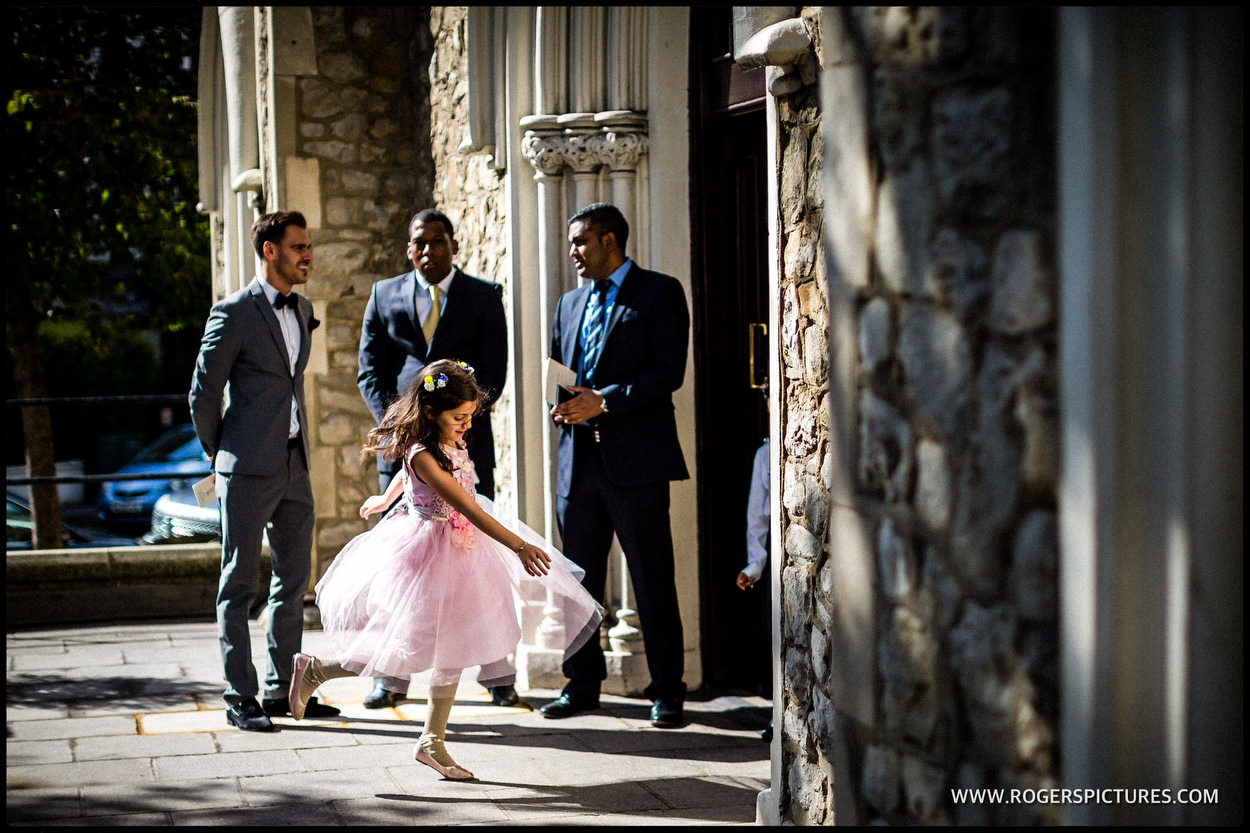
[{"x1": 190, "y1": 211, "x2": 339, "y2": 732}]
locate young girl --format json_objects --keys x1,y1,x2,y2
[{"x1": 288, "y1": 359, "x2": 603, "y2": 780}]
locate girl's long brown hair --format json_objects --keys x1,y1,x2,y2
[{"x1": 361, "y1": 359, "x2": 484, "y2": 475}]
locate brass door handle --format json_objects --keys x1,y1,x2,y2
[{"x1": 748, "y1": 322, "x2": 768, "y2": 390}]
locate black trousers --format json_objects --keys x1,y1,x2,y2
[{"x1": 556, "y1": 435, "x2": 686, "y2": 702}]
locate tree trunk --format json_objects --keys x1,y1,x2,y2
[{"x1": 6, "y1": 280, "x2": 65, "y2": 549}]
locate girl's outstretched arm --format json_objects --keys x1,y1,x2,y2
[
  {"x1": 360, "y1": 470, "x2": 405, "y2": 518},
  {"x1": 409, "y1": 450, "x2": 552, "y2": 577}
]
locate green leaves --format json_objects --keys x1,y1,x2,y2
[{"x1": 6, "y1": 6, "x2": 209, "y2": 337}]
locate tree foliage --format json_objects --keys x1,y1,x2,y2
[{"x1": 6, "y1": 5, "x2": 208, "y2": 342}]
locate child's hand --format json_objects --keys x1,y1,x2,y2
[
  {"x1": 360, "y1": 495, "x2": 389, "y2": 519},
  {"x1": 736, "y1": 571, "x2": 755, "y2": 590},
  {"x1": 516, "y1": 542, "x2": 552, "y2": 577}
]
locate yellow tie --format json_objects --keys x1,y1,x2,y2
[{"x1": 423, "y1": 284, "x2": 441, "y2": 342}]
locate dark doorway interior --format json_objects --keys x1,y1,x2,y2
[{"x1": 689, "y1": 7, "x2": 771, "y2": 695}]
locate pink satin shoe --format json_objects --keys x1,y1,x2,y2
[
  {"x1": 289, "y1": 653, "x2": 323, "y2": 721},
  {"x1": 415, "y1": 734, "x2": 475, "y2": 780}
]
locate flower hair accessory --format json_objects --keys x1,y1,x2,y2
[
  {"x1": 456, "y1": 361, "x2": 475, "y2": 375},
  {"x1": 422, "y1": 373, "x2": 448, "y2": 392}
]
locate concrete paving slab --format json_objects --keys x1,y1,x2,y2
[
  {"x1": 7, "y1": 756, "x2": 157, "y2": 788},
  {"x1": 74, "y1": 730, "x2": 219, "y2": 760},
  {"x1": 3, "y1": 703, "x2": 70, "y2": 721},
  {"x1": 5, "y1": 787, "x2": 86, "y2": 823},
  {"x1": 294, "y1": 740, "x2": 421, "y2": 771},
  {"x1": 6, "y1": 738, "x2": 74, "y2": 765},
  {"x1": 6, "y1": 714, "x2": 139, "y2": 741},
  {"x1": 168, "y1": 801, "x2": 342, "y2": 826},
  {"x1": 236, "y1": 766, "x2": 406, "y2": 806},
  {"x1": 154, "y1": 748, "x2": 305, "y2": 781},
  {"x1": 333, "y1": 793, "x2": 513, "y2": 826},
  {"x1": 79, "y1": 778, "x2": 246, "y2": 816},
  {"x1": 138, "y1": 708, "x2": 236, "y2": 734},
  {"x1": 8, "y1": 649, "x2": 127, "y2": 672}
]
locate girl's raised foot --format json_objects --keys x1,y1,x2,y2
[
  {"x1": 289, "y1": 653, "x2": 326, "y2": 721},
  {"x1": 415, "y1": 734, "x2": 475, "y2": 780}
]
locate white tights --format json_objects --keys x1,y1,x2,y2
[{"x1": 304, "y1": 658, "x2": 462, "y2": 738}]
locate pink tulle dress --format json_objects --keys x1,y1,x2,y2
[{"x1": 315, "y1": 442, "x2": 602, "y2": 691}]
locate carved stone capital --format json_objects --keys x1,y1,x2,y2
[
  {"x1": 521, "y1": 113, "x2": 652, "y2": 178},
  {"x1": 599, "y1": 131, "x2": 649, "y2": 173},
  {"x1": 521, "y1": 131, "x2": 567, "y2": 180},
  {"x1": 562, "y1": 131, "x2": 603, "y2": 174}
]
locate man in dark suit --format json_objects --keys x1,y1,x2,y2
[
  {"x1": 542, "y1": 202, "x2": 691, "y2": 728},
  {"x1": 356, "y1": 207, "x2": 517, "y2": 708},
  {"x1": 189, "y1": 211, "x2": 339, "y2": 732}
]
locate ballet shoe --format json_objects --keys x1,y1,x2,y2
[
  {"x1": 289, "y1": 653, "x2": 327, "y2": 721},
  {"x1": 414, "y1": 734, "x2": 475, "y2": 780}
]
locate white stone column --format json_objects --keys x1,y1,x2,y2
[
  {"x1": 559, "y1": 115, "x2": 604, "y2": 215},
  {"x1": 518, "y1": 119, "x2": 579, "y2": 687},
  {"x1": 215, "y1": 6, "x2": 262, "y2": 295},
  {"x1": 595, "y1": 113, "x2": 649, "y2": 226},
  {"x1": 534, "y1": 7, "x2": 568, "y2": 115},
  {"x1": 606, "y1": 8, "x2": 647, "y2": 112},
  {"x1": 216, "y1": 7, "x2": 259, "y2": 190},
  {"x1": 520, "y1": 118, "x2": 569, "y2": 545},
  {"x1": 569, "y1": 7, "x2": 606, "y2": 113}
]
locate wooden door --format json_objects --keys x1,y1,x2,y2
[{"x1": 689, "y1": 7, "x2": 771, "y2": 694}]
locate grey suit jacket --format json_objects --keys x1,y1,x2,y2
[{"x1": 189, "y1": 277, "x2": 315, "y2": 476}]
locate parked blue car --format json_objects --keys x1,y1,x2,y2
[{"x1": 97, "y1": 424, "x2": 211, "y2": 529}]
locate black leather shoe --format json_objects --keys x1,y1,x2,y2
[
  {"x1": 363, "y1": 680, "x2": 405, "y2": 709},
  {"x1": 262, "y1": 696, "x2": 340, "y2": 718},
  {"x1": 539, "y1": 693, "x2": 599, "y2": 719},
  {"x1": 650, "y1": 698, "x2": 684, "y2": 728},
  {"x1": 226, "y1": 698, "x2": 276, "y2": 732},
  {"x1": 490, "y1": 684, "x2": 520, "y2": 707}
]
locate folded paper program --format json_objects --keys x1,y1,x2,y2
[{"x1": 545, "y1": 358, "x2": 578, "y2": 406}]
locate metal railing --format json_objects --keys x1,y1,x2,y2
[{"x1": 6, "y1": 394, "x2": 194, "y2": 487}]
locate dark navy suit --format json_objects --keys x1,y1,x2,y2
[
  {"x1": 550, "y1": 262, "x2": 690, "y2": 702},
  {"x1": 357, "y1": 267, "x2": 507, "y2": 495}
]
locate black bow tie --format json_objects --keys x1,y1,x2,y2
[{"x1": 274, "y1": 292, "x2": 295, "y2": 310}]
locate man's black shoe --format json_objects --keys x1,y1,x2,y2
[
  {"x1": 539, "y1": 693, "x2": 599, "y2": 719},
  {"x1": 262, "y1": 696, "x2": 340, "y2": 718},
  {"x1": 363, "y1": 680, "x2": 405, "y2": 709},
  {"x1": 650, "y1": 698, "x2": 684, "y2": 728},
  {"x1": 226, "y1": 698, "x2": 276, "y2": 732},
  {"x1": 490, "y1": 684, "x2": 521, "y2": 707}
]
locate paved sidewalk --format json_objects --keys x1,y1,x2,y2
[{"x1": 6, "y1": 620, "x2": 771, "y2": 826}]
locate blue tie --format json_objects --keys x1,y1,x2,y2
[{"x1": 579, "y1": 280, "x2": 610, "y2": 386}]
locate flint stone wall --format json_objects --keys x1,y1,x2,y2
[{"x1": 775, "y1": 7, "x2": 1060, "y2": 825}]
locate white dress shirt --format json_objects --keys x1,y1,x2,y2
[
  {"x1": 260, "y1": 277, "x2": 301, "y2": 440},
  {"x1": 741, "y1": 439, "x2": 771, "y2": 582}
]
